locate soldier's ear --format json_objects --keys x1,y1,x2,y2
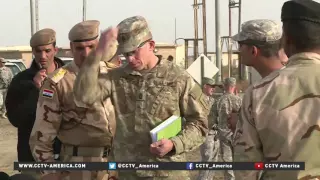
[
  {"x1": 54, "y1": 47, "x2": 59, "y2": 56},
  {"x1": 148, "y1": 40, "x2": 156, "y2": 52},
  {"x1": 252, "y1": 46, "x2": 258, "y2": 57}
]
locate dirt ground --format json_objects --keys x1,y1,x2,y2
[
  {"x1": 0, "y1": 117, "x2": 18, "y2": 176},
  {"x1": 0, "y1": 118, "x2": 223, "y2": 179}
]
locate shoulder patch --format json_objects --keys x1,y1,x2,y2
[
  {"x1": 49, "y1": 68, "x2": 67, "y2": 83},
  {"x1": 42, "y1": 89, "x2": 54, "y2": 99}
]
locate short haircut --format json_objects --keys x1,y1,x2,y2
[{"x1": 240, "y1": 39, "x2": 281, "y2": 58}]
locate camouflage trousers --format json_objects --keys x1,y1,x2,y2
[
  {"x1": 219, "y1": 137, "x2": 234, "y2": 180},
  {"x1": 57, "y1": 154, "x2": 117, "y2": 180},
  {"x1": 197, "y1": 130, "x2": 220, "y2": 180},
  {"x1": 0, "y1": 89, "x2": 6, "y2": 116}
]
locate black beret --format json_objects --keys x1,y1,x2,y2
[{"x1": 281, "y1": 0, "x2": 320, "y2": 24}]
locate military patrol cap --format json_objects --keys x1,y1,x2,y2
[
  {"x1": 117, "y1": 16, "x2": 153, "y2": 53},
  {"x1": 203, "y1": 77, "x2": 216, "y2": 86},
  {"x1": 224, "y1": 77, "x2": 237, "y2": 86},
  {"x1": 69, "y1": 20, "x2": 100, "y2": 42},
  {"x1": 281, "y1": 0, "x2": 320, "y2": 24},
  {"x1": 232, "y1": 19, "x2": 282, "y2": 43},
  {"x1": 30, "y1": 28, "x2": 56, "y2": 47}
]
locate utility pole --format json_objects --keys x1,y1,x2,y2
[
  {"x1": 202, "y1": 0, "x2": 207, "y2": 56},
  {"x1": 193, "y1": 0, "x2": 199, "y2": 60},
  {"x1": 35, "y1": 0, "x2": 39, "y2": 31},
  {"x1": 228, "y1": 0, "x2": 245, "y2": 79},
  {"x1": 30, "y1": 0, "x2": 35, "y2": 36},
  {"x1": 83, "y1": 0, "x2": 87, "y2": 21},
  {"x1": 238, "y1": 0, "x2": 247, "y2": 80},
  {"x1": 215, "y1": 0, "x2": 222, "y2": 82}
]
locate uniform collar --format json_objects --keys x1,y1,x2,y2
[
  {"x1": 124, "y1": 58, "x2": 168, "y2": 77},
  {"x1": 286, "y1": 52, "x2": 320, "y2": 67}
]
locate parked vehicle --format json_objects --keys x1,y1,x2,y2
[
  {"x1": 5, "y1": 59, "x2": 27, "y2": 71},
  {"x1": 5, "y1": 62, "x2": 22, "y2": 76},
  {"x1": 60, "y1": 57, "x2": 73, "y2": 65}
]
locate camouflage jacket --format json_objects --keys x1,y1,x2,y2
[
  {"x1": 29, "y1": 61, "x2": 117, "y2": 175},
  {"x1": 73, "y1": 52, "x2": 208, "y2": 177},
  {"x1": 233, "y1": 52, "x2": 320, "y2": 180},
  {"x1": 212, "y1": 93, "x2": 242, "y2": 141},
  {"x1": 0, "y1": 66, "x2": 13, "y2": 89}
]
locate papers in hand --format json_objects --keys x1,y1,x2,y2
[{"x1": 150, "y1": 115, "x2": 182, "y2": 143}]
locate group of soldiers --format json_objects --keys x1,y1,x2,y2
[{"x1": 3, "y1": 0, "x2": 320, "y2": 180}]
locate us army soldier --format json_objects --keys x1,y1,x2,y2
[
  {"x1": 233, "y1": 0, "x2": 320, "y2": 179},
  {"x1": 0, "y1": 57, "x2": 13, "y2": 118},
  {"x1": 197, "y1": 77, "x2": 221, "y2": 180},
  {"x1": 212, "y1": 77, "x2": 241, "y2": 180},
  {"x1": 29, "y1": 20, "x2": 119, "y2": 180},
  {"x1": 73, "y1": 16, "x2": 208, "y2": 179}
]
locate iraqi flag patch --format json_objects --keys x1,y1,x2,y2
[{"x1": 42, "y1": 89, "x2": 54, "y2": 98}]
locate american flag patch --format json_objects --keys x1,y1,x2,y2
[{"x1": 42, "y1": 89, "x2": 54, "y2": 98}]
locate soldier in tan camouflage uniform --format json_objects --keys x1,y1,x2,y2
[
  {"x1": 233, "y1": 0, "x2": 320, "y2": 179},
  {"x1": 0, "y1": 57, "x2": 13, "y2": 118},
  {"x1": 197, "y1": 77, "x2": 221, "y2": 180},
  {"x1": 73, "y1": 16, "x2": 208, "y2": 180},
  {"x1": 209, "y1": 77, "x2": 242, "y2": 180},
  {"x1": 29, "y1": 20, "x2": 119, "y2": 180}
]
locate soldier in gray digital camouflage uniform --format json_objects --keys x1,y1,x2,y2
[
  {"x1": 197, "y1": 77, "x2": 221, "y2": 180},
  {"x1": 211, "y1": 77, "x2": 242, "y2": 180},
  {"x1": 0, "y1": 57, "x2": 13, "y2": 118}
]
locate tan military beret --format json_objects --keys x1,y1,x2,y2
[
  {"x1": 69, "y1": 20, "x2": 100, "y2": 42},
  {"x1": 30, "y1": 28, "x2": 56, "y2": 47}
]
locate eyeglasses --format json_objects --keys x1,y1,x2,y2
[{"x1": 123, "y1": 39, "x2": 151, "y2": 57}]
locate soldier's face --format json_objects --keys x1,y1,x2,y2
[
  {"x1": 32, "y1": 44, "x2": 57, "y2": 69},
  {"x1": 124, "y1": 40, "x2": 155, "y2": 71},
  {"x1": 203, "y1": 84, "x2": 215, "y2": 96},
  {"x1": 71, "y1": 39, "x2": 98, "y2": 67},
  {"x1": 238, "y1": 43, "x2": 255, "y2": 66}
]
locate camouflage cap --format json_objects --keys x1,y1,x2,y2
[
  {"x1": 203, "y1": 77, "x2": 216, "y2": 86},
  {"x1": 69, "y1": 20, "x2": 100, "y2": 42},
  {"x1": 232, "y1": 19, "x2": 282, "y2": 43},
  {"x1": 30, "y1": 28, "x2": 56, "y2": 47},
  {"x1": 117, "y1": 16, "x2": 153, "y2": 53},
  {"x1": 224, "y1": 77, "x2": 237, "y2": 86}
]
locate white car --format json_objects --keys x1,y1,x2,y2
[
  {"x1": 5, "y1": 62, "x2": 22, "y2": 76},
  {"x1": 60, "y1": 57, "x2": 73, "y2": 65},
  {"x1": 5, "y1": 59, "x2": 27, "y2": 71}
]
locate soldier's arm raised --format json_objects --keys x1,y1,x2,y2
[
  {"x1": 73, "y1": 28, "x2": 117, "y2": 107},
  {"x1": 233, "y1": 88, "x2": 264, "y2": 180},
  {"x1": 29, "y1": 80, "x2": 62, "y2": 176},
  {"x1": 170, "y1": 75, "x2": 209, "y2": 155}
]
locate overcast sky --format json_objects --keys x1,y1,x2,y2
[{"x1": 1, "y1": 0, "x2": 319, "y2": 52}]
